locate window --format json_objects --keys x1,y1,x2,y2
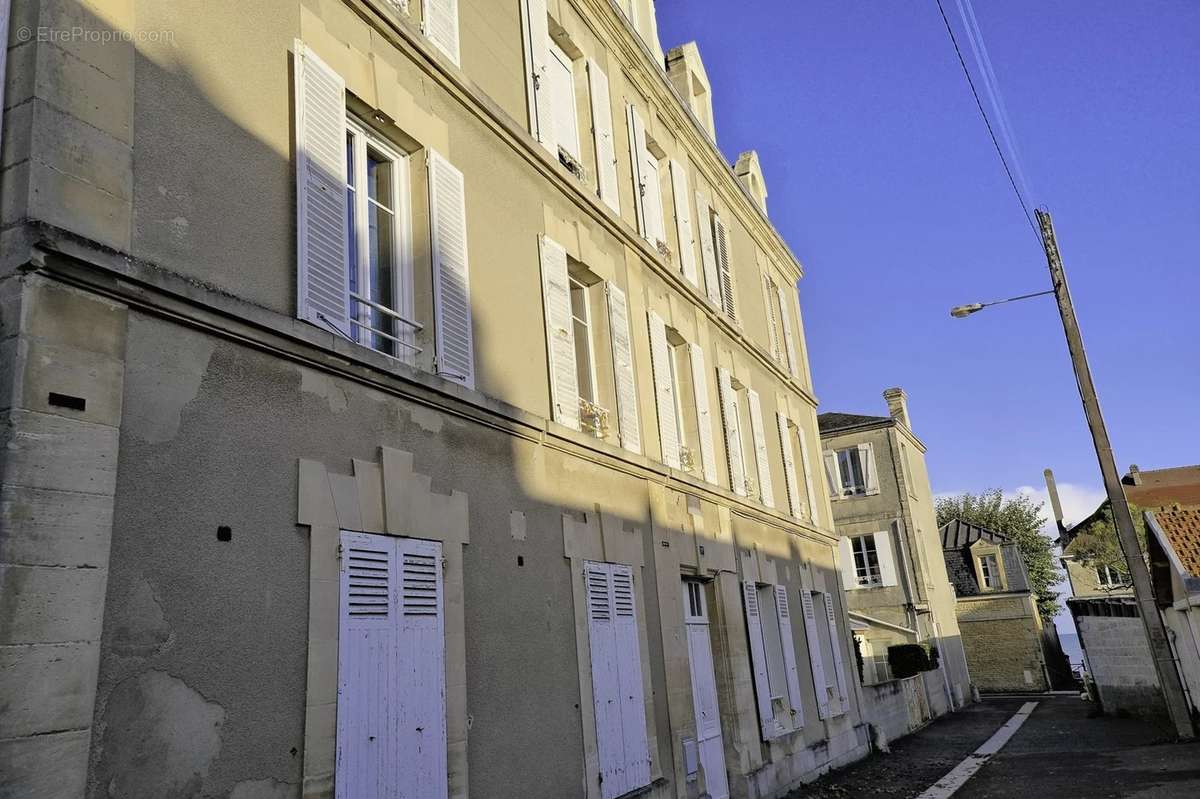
[
  {"x1": 742, "y1": 583, "x2": 804, "y2": 739},
  {"x1": 800, "y1": 587, "x2": 849, "y2": 719},
  {"x1": 569, "y1": 277, "x2": 597, "y2": 403},
  {"x1": 345, "y1": 121, "x2": 415, "y2": 361},
  {"x1": 547, "y1": 41, "x2": 580, "y2": 161},
  {"x1": 627, "y1": 104, "x2": 667, "y2": 250},
  {"x1": 837, "y1": 448, "x2": 867, "y2": 495},
  {"x1": 666, "y1": 339, "x2": 692, "y2": 457},
  {"x1": 900, "y1": 442, "x2": 917, "y2": 498},
  {"x1": 1096, "y1": 564, "x2": 1129, "y2": 588},
  {"x1": 850, "y1": 535, "x2": 883, "y2": 587},
  {"x1": 825, "y1": 444, "x2": 876, "y2": 498},
  {"x1": 763, "y1": 274, "x2": 784, "y2": 363},
  {"x1": 979, "y1": 553, "x2": 1000, "y2": 589}
]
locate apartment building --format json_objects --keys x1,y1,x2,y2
[
  {"x1": 0, "y1": 2, "x2": 872, "y2": 798},
  {"x1": 818, "y1": 390, "x2": 971, "y2": 713}
]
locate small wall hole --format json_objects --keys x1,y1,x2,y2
[
  {"x1": 217, "y1": 525, "x2": 232, "y2": 542},
  {"x1": 48, "y1": 392, "x2": 86, "y2": 411},
  {"x1": 517, "y1": 555, "x2": 525, "y2": 567}
]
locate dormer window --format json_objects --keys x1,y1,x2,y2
[{"x1": 979, "y1": 553, "x2": 1000, "y2": 589}]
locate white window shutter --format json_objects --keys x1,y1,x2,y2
[
  {"x1": 539, "y1": 235, "x2": 580, "y2": 430},
  {"x1": 669, "y1": 159, "x2": 698, "y2": 286},
  {"x1": 823, "y1": 450, "x2": 840, "y2": 498},
  {"x1": 587, "y1": 60, "x2": 620, "y2": 214},
  {"x1": 823, "y1": 593, "x2": 849, "y2": 712},
  {"x1": 717, "y1": 367, "x2": 746, "y2": 496},
  {"x1": 776, "y1": 283, "x2": 799, "y2": 377},
  {"x1": 606, "y1": 283, "x2": 641, "y2": 454},
  {"x1": 762, "y1": 276, "x2": 781, "y2": 362},
  {"x1": 521, "y1": 0, "x2": 554, "y2": 154},
  {"x1": 695, "y1": 192, "x2": 722, "y2": 306},
  {"x1": 838, "y1": 537, "x2": 858, "y2": 591},
  {"x1": 422, "y1": 0, "x2": 460, "y2": 65},
  {"x1": 874, "y1": 531, "x2": 898, "y2": 587},
  {"x1": 861, "y1": 442, "x2": 879, "y2": 493},
  {"x1": 800, "y1": 587, "x2": 829, "y2": 720},
  {"x1": 585, "y1": 563, "x2": 624, "y2": 796},
  {"x1": 548, "y1": 46, "x2": 579, "y2": 157},
  {"x1": 774, "y1": 585, "x2": 805, "y2": 727},
  {"x1": 742, "y1": 582, "x2": 775, "y2": 740},
  {"x1": 776, "y1": 413, "x2": 801, "y2": 518},
  {"x1": 612, "y1": 564, "x2": 651, "y2": 794},
  {"x1": 713, "y1": 213, "x2": 736, "y2": 321},
  {"x1": 647, "y1": 310, "x2": 681, "y2": 469},
  {"x1": 642, "y1": 155, "x2": 666, "y2": 248},
  {"x1": 796, "y1": 424, "x2": 820, "y2": 521},
  {"x1": 428, "y1": 149, "x2": 475, "y2": 388},
  {"x1": 293, "y1": 40, "x2": 349, "y2": 333},
  {"x1": 626, "y1": 104, "x2": 648, "y2": 238},
  {"x1": 746, "y1": 390, "x2": 775, "y2": 509},
  {"x1": 688, "y1": 344, "x2": 719, "y2": 485}
]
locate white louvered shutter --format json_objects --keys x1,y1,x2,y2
[
  {"x1": 860, "y1": 442, "x2": 879, "y2": 493},
  {"x1": 423, "y1": 0, "x2": 460, "y2": 65},
  {"x1": 642, "y1": 153, "x2": 666, "y2": 248},
  {"x1": 626, "y1": 105, "x2": 648, "y2": 238},
  {"x1": 712, "y1": 213, "x2": 736, "y2": 321},
  {"x1": 585, "y1": 563, "x2": 624, "y2": 797},
  {"x1": 293, "y1": 41, "x2": 349, "y2": 332},
  {"x1": 774, "y1": 585, "x2": 805, "y2": 728},
  {"x1": 428, "y1": 150, "x2": 475, "y2": 388},
  {"x1": 875, "y1": 531, "x2": 898, "y2": 587},
  {"x1": 539, "y1": 235, "x2": 580, "y2": 430},
  {"x1": 762, "y1": 276, "x2": 781, "y2": 362},
  {"x1": 824, "y1": 451, "x2": 840, "y2": 498},
  {"x1": 669, "y1": 159, "x2": 698, "y2": 286},
  {"x1": 746, "y1": 390, "x2": 775, "y2": 509},
  {"x1": 823, "y1": 593, "x2": 849, "y2": 713},
  {"x1": 800, "y1": 587, "x2": 829, "y2": 720},
  {"x1": 397, "y1": 537, "x2": 448, "y2": 796},
  {"x1": 612, "y1": 565, "x2": 651, "y2": 794},
  {"x1": 688, "y1": 344, "x2": 718, "y2": 485},
  {"x1": 776, "y1": 413, "x2": 801, "y2": 518},
  {"x1": 521, "y1": 0, "x2": 553, "y2": 154},
  {"x1": 777, "y1": 283, "x2": 799, "y2": 377},
  {"x1": 838, "y1": 537, "x2": 858, "y2": 590},
  {"x1": 742, "y1": 582, "x2": 775, "y2": 740},
  {"x1": 717, "y1": 367, "x2": 745, "y2": 496},
  {"x1": 647, "y1": 310, "x2": 681, "y2": 469},
  {"x1": 606, "y1": 283, "x2": 641, "y2": 454},
  {"x1": 796, "y1": 424, "x2": 820, "y2": 520},
  {"x1": 695, "y1": 193, "x2": 722, "y2": 306},
  {"x1": 587, "y1": 60, "x2": 620, "y2": 214}
]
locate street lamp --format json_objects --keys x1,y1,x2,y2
[{"x1": 950, "y1": 208, "x2": 1195, "y2": 739}]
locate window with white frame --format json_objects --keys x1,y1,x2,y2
[
  {"x1": 979, "y1": 553, "x2": 1000, "y2": 589},
  {"x1": 667, "y1": 338, "x2": 691, "y2": 459},
  {"x1": 825, "y1": 444, "x2": 877, "y2": 499},
  {"x1": 849, "y1": 535, "x2": 883, "y2": 587},
  {"x1": 1095, "y1": 564, "x2": 1129, "y2": 588},
  {"x1": 547, "y1": 41, "x2": 581, "y2": 162},
  {"x1": 569, "y1": 276, "x2": 598, "y2": 404},
  {"x1": 839, "y1": 531, "x2": 898, "y2": 591},
  {"x1": 836, "y1": 448, "x2": 867, "y2": 495}
]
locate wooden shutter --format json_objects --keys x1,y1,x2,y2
[
  {"x1": 647, "y1": 310, "x2": 681, "y2": 469},
  {"x1": 776, "y1": 413, "x2": 801, "y2": 518},
  {"x1": 428, "y1": 150, "x2": 475, "y2": 388},
  {"x1": 796, "y1": 424, "x2": 820, "y2": 520},
  {"x1": 539, "y1": 235, "x2": 580, "y2": 429},
  {"x1": 741, "y1": 582, "x2": 775, "y2": 740},
  {"x1": 688, "y1": 344, "x2": 719, "y2": 485},
  {"x1": 717, "y1": 367, "x2": 745, "y2": 496},
  {"x1": 587, "y1": 60, "x2": 620, "y2": 214},
  {"x1": 776, "y1": 282, "x2": 799, "y2": 377},
  {"x1": 838, "y1": 537, "x2": 858, "y2": 591},
  {"x1": 823, "y1": 450, "x2": 840, "y2": 498},
  {"x1": 746, "y1": 390, "x2": 774, "y2": 509},
  {"x1": 695, "y1": 192, "x2": 722, "y2": 306},
  {"x1": 860, "y1": 442, "x2": 879, "y2": 493},
  {"x1": 626, "y1": 104, "x2": 648, "y2": 238},
  {"x1": 774, "y1": 585, "x2": 805, "y2": 727},
  {"x1": 800, "y1": 587, "x2": 829, "y2": 720},
  {"x1": 712, "y1": 213, "x2": 736, "y2": 321},
  {"x1": 823, "y1": 592, "x2": 849, "y2": 713},
  {"x1": 423, "y1": 0, "x2": 460, "y2": 65},
  {"x1": 293, "y1": 40, "x2": 349, "y2": 332},
  {"x1": 762, "y1": 276, "x2": 781, "y2": 362},
  {"x1": 642, "y1": 154, "x2": 666, "y2": 247},
  {"x1": 521, "y1": 0, "x2": 554, "y2": 154},
  {"x1": 612, "y1": 564, "x2": 651, "y2": 794},
  {"x1": 875, "y1": 531, "x2": 898, "y2": 587},
  {"x1": 669, "y1": 159, "x2": 698, "y2": 286},
  {"x1": 548, "y1": 45, "x2": 579, "y2": 157},
  {"x1": 606, "y1": 283, "x2": 641, "y2": 454},
  {"x1": 397, "y1": 537, "x2": 448, "y2": 794}
]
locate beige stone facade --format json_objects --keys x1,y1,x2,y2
[
  {"x1": 0, "y1": 2, "x2": 876, "y2": 798},
  {"x1": 955, "y1": 594, "x2": 1048, "y2": 694}
]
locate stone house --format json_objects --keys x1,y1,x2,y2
[
  {"x1": 817, "y1": 390, "x2": 972, "y2": 714},
  {"x1": 940, "y1": 519, "x2": 1049, "y2": 693},
  {"x1": 1145, "y1": 505, "x2": 1200, "y2": 720},
  {"x1": 0, "y1": 2, "x2": 884, "y2": 798}
]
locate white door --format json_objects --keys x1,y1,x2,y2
[{"x1": 683, "y1": 581, "x2": 730, "y2": 799}]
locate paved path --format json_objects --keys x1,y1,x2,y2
[{"x1": 788, "y1": 696, "x2": 1200, "y2": 799}]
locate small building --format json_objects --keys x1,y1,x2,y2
[
  {"x1": 1145, "y1": 506, "x2": 1200, "y2": 719},
  {"x1": 940, "y1": 519, "x2": 1049, "y2": 693}
]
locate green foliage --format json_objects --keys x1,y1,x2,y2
[
  {"x1": 1064, "y1": 501, "x2": 1145, "y2": 578},
  {"x1": 887, "y1": 643, "x2": 936, "y2": 679},
  {"x1": 936, "y1": 488, "x2": 1061, "y2": 621}
]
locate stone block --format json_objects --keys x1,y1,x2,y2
[
  {"x1": 4, "y1": 335, "x2": 124, "y2": 426},
  {"x1": 29, "y1": 38, "x2": 133, "y2": 143},
  {"x1": 0, "y1": 563, "x2": 107, "y2": 644},
  {"x1": 0, "y1": 641, "x2": 100, "y2": 736},
  {"x1": 0, "y1": 484, "x2": 115, "y2": 567},
  {"x1": 1, "y1": 409, "x2": 119, "y2": 495},
  {"x1": 30, "y1": 98, "x2": 133, "y2": 201},
  {"x1": 0, "y1": 728, "x2": 90, "y2": 799},
  {"x1": 28, "y1": 158, "x2": 132, "y2": 251}
]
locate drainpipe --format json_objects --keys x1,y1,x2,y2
[
  {"x1": 0, "y1": 0, "x2": 10, "y2": 159},
  {"x1": 932, "y1": 618, "x2": 955, "y2": 709}
]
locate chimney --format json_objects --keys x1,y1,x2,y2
[
  {"x1": 883, "y1": 387, "x2": 909, "y2": 429},
  {"x1": 1127, "y1": 464, "x2": 1142, "y2": 485},
  {"x1": 1044, "y1": 468, "x2": 1066, "y2": 538}
]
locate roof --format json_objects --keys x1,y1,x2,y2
[
  {"x1": 939, "y1": 518, "x2": 1010, "y2": 550},
  {"x1": 817, "y1": 412, "x2": 891, "y2": 434},
  {"x1": 1148, "y1": 506, "x2": 1200, "y2": 577},
  {"x1": 1124, "y1": 465, "x2": 1200, "y2": 508}
]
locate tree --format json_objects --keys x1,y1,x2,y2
[
  {"x1": 1063, "y1": 501, "x2": 1146, "y2": 581},
  {"x1": 936, "y1": 488, "x2": 1060, "y2": 620}
]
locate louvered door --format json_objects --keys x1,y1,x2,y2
[
  {"x1": 684, "y1": 582, "x2": 729, "y2": 799},
  {"x1": 397, "y1": 538, "x2": 447, "y2": 796}
]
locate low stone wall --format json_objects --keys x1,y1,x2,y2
[
  {"x1": 1077, "y1": 615, "x2": 1165, "y2": 718},
  {"x1": 861, "y1": 675, "x2": 932, "y2": 749}
]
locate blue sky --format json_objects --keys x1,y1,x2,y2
[{"x1": 656, "y1": 1, "x2": 1199, "y2": 641}]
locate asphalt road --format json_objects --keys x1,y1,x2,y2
[{"x1": 788, "y1": 696, "x2": 1200, "y2": 799}]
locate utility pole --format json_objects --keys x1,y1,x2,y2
[{"x1": 1038, "y1": 209, "x2": 1194, "y2": 738}]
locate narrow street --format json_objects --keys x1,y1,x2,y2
[{"x1": 790, "y1": 696, "x2": 1200, "y2": 798}]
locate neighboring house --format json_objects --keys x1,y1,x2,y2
[
  {"x1": 941, "y1": 520, "x2": 1050, "y2": 693},
  {"x1": 818, "y1": 390, "x2": 972, "y2": 716},
  {"x1": 0, "y1": 3, "x2": 878, "y2": 799},
  {"x1": 1145, "y1": 506, "x2": 1200, "y2": 719}
]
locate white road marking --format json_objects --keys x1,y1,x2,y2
[{"x1": 914, "y1": 701, "x2": 1039, "y2": 799}]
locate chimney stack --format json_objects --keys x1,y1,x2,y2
[
  {"x1": 1128, "y1": 464, "x2": 1142, "y2": 485},
  {"x1": 883, "y1": 387, "x2": 910, "y2": 429}
]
